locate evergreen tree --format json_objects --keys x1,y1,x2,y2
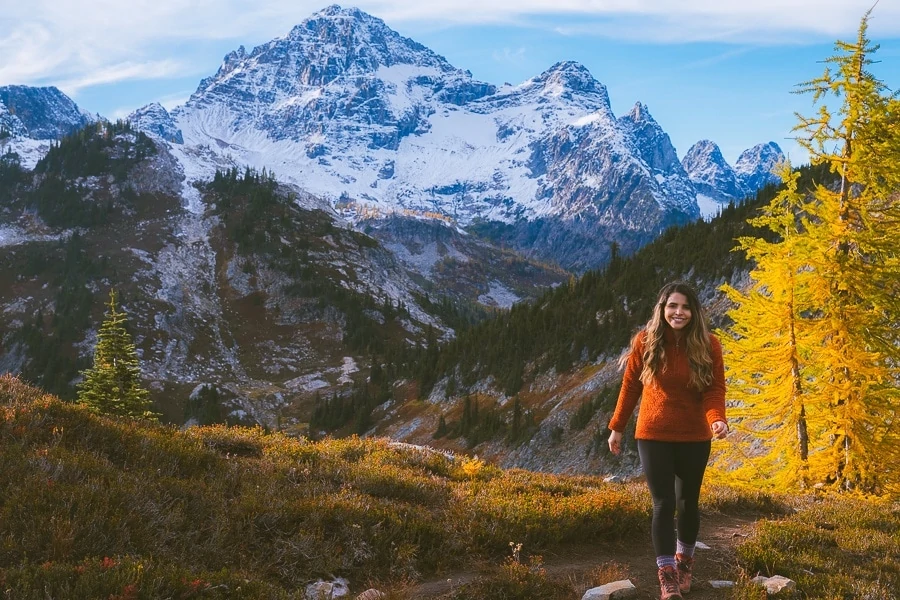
[
  {"x1": 507, "y1": 396, "x2": 523, "y2": 444},
  {"x1": 185, "y1": 384, "x2": 224, "y2": 425},
  {"x1": 77, "y1": 290, "x2": 157, "y2": 420}
]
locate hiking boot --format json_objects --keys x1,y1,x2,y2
[
  {"x1": 658, "y1": 565, "x2": 683, "y2": 600},
  {"x1": 675, "y1": 553, "x2": 694, "y2": 593}
]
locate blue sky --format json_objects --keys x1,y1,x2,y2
[{"x1": 2, "y1": 0, "x2": 899, "y2": 164}]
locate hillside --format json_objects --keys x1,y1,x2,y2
[
  {"x1": 2, "y1": 375, "x2": 897, "y2": 599},
  {"x1": 0, "y1": 125, "x2": 834, "y2": 479},
  {"x1": 0, "y1": 122, "x2": 566, "y2": 428},
  {"x1": 411, "y1": 162, "x2": 834, "y2": 396}
]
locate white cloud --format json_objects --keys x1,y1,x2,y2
[
  {"x1": 56, "y1": 60, "x2": 186, "y2": 96},
  {"x1": 1, "y1": 0, "x2": 897, "y2": 94},
  {"x1": 491, "y1": 47, "x2": 528, "y2": 67},
  {"x1": 372, "y1": 0, "x2": 900, "y2": 36}
]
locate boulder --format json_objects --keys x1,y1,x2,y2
[
  {"x1": 709, "y1": 580, "x2": 735, "y2": 589},
  {"x1": 581, "y1": 579, "x2": 637, "y2": 600},
  {"x1": 305, "y1": 578, "x2": 350, "y2": 599},
  {"x1": 751, "y1": 575, "x2": 797, "y2": 595}
]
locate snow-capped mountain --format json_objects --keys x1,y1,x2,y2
[
  {"x1": 683, "y1": 139, "x2": 784, "y2": 217},
  {"x1": 127, "y1": 103, "x2": 183, "y2": 144},
  {"x1": 682, "y1": 140, "x2": 746, "y2": 211},
  {"x1": 0, "y1": 85, "x2": 94, "y2": 140},
  {"x1": 0, "y1": 85, "x2": 96, "y2": 169},
  {"x1": 734, "y1": 141, "x2": 784, "y2": 192},
  {"x1": 126, "y1": 4, "x2": 782, "y2": 270},
  {"x1": 0, "y1": 6, "x2": 783, "y2": 271}
]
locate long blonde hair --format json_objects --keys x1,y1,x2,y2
[{"x1": 622, "y1": 282, "x2": 714, "y2": 391}]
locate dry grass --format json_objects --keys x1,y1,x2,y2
[
  {"x1": 3, "y1": 375, "x2": 896, "y2": 599},
  {"x1": 0, "y1": 375, "x2": 648, "y2": 599}
]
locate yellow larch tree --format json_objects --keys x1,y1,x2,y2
[
  {"x1": 720, "y1": 12, "x2": 900, "y2": 495},
  {"x1": 793, "y1": 12, "x2": 900, "y2": 493},
  {"x1": 716, "y1": 165, "x2": 828, "y2": 489}
]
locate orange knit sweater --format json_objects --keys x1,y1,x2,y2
[{"x1": 608, "y1": 329, "x2": 727, "y2": 442}]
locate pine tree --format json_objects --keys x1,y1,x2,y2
[{"x1": 77, "y1": 290, "x2": 157, "y2": 420}]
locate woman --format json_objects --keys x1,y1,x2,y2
[{"x1": 607, "y1": 282, "x2": 727, "y2": 600}]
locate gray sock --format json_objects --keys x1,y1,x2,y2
[
  {"x1": 657, "y1": 555, "x2": 677, "y2": 569},
  {"x1": 676, "y1": 540, "x2": 696, "y2": 558}
]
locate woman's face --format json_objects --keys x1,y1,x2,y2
[{"x1": 663, "y1": 292, "x2": 692, "y2": 333}]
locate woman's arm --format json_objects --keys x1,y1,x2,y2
[
  {"x1": 703, "y1": 335, "x2": 727, "y2": 431},
  {"x1": 608, "y1": 332, "x2": 645, "y2": 434}
]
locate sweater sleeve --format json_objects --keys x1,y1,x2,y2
[
  {"x1": 702, "y1": 334, "x2": 727, "y2": 426},
  {"x1": 608, "y1": 332, "x2": 644, "y2": 432}
]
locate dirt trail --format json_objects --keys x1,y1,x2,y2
[{"x1": 407, "y1": 511, "x2": 757, "y2": 599}]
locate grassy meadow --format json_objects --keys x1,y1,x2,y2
[{"x1": 1, "y1": 374, "x2": 897, "y2": 599}]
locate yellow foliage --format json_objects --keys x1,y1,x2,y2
[{"x1": 718, "y1": 13, "x2": 900, "y2": 496}]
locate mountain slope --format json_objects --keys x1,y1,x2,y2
[
  {"x1": 0, "y1": 123, "x2": 453, "y2": 424},
  {"x1": 0, "y1": 122, "x2": 567, "y2": 427},
  {"x1": 0, "y1": 85, "x2": 94, "y2": 139},
  {"x1": 0, "y1": 85, "x2": 97, "y2": 169},
  {"x1": 365, "y1": 163, "x2": 833, "y2": 473}
]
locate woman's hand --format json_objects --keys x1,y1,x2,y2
[
  {"x1": 608, "y1": 430, "x2": 623, "y2": 455},
  {"x1": 711, "y1": 420, "x2": 729, "y2": 439}
]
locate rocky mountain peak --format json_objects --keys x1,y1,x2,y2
[
  {"x1": 626, "y1": 101, "x2": 650, "y2": 122},
  {"x1": 618, "y1": 102, "x2": 683, "y2": 174},
  {"x1": 127, "y1": 103, "x2": 184, "y2": 144},
  {"x1": 528, "y1": 61, "x2": 610, "y2": 107},
  {"x1": 220, "y1": 45, "x2": 248, "y2": 75},
  {"x1": 182, "y1": 3, "x2": 491, "y2": 122},
  {"x1": 278, "y1": 4, "x2": 453, "y2": 76},
  {"x1": 682, "y1": 139, "x2": 726, "y2": 170},
  {"x1": 682, "y1": 139, "x2": 744, "y2": 212},
  {"x1": 0, "y1": 85, "x2": 94, "y2": 140},
  {"x1": 734, "y1": 141, "x2": 785, "y2": 191},
  {"x1": 735, "y1": 141, "x2": 783, "y2": 168}
]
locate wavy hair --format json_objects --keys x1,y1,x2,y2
[{"x1": 621, "y1": 282, "x2": 714, "y2": 391}]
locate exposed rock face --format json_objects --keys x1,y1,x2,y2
[
  {"x1": 178, "y1": 4, "x2": 493, "y2": 152},
  {"x1": 734, "y1": 141, "x2": 784, "y2": 191},
  {"x1": 127, "y1": 103, "x2": 184, "y2": 144},
  {"x1": 0, "y1": 85, "x2": 94, "y2": 140},
  {"x1": 683, "y1": 139, "x2": 785, "y2": 217},
  {"x1": 121, "y1": 5, "x2": 777, "y2": 271},
  {"x1": 682, "y1": 139, "x2": 745, "y2": 203}
]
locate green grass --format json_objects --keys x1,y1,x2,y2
[{"x1": 735, "y1": 496, "x2": 900, "y2": 599}]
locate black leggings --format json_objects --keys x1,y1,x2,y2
[{"x1": 637, "y1": 439, "x2": 711, "y2": 557}]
